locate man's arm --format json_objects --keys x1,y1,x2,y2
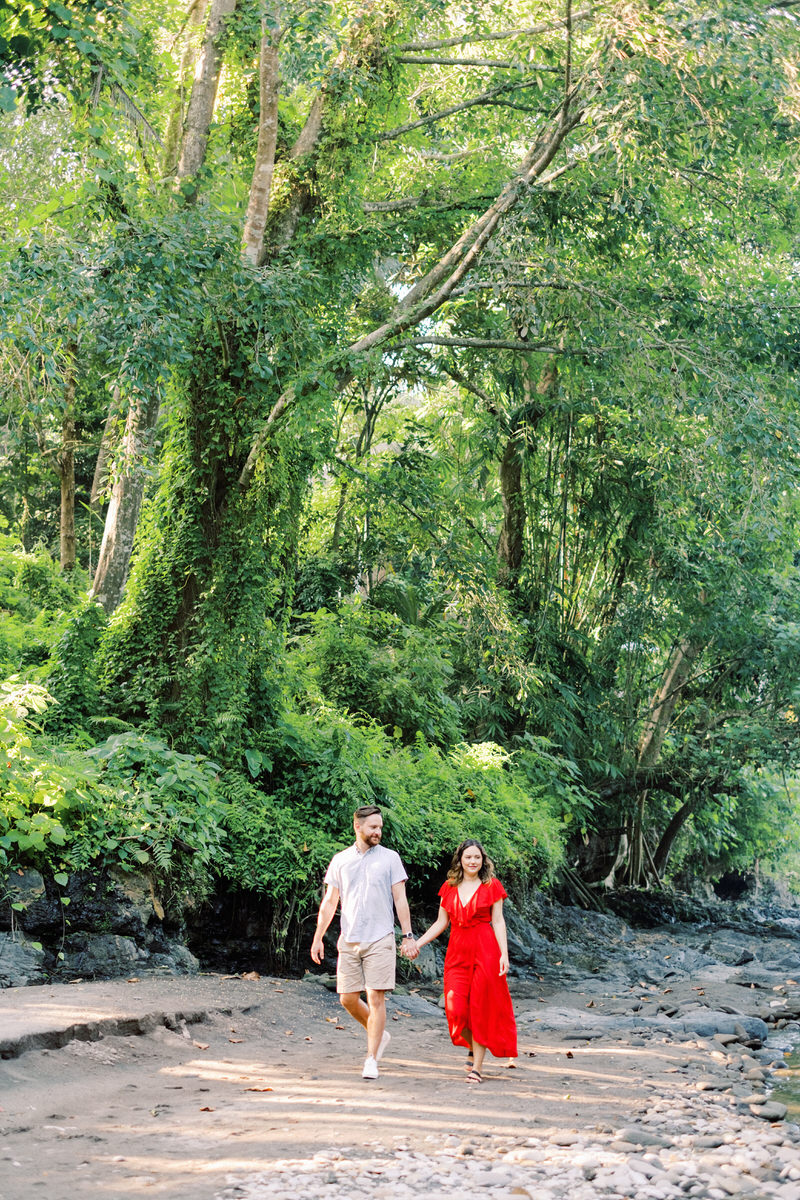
[
  {"x1": 310, "y1": 883, "x2": 340, "y2": 963},
  {"x1": 391, "y1": 880, "x2": 418, "y2": 959}
]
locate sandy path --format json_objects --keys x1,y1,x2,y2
[{"x1": 3, "y1": 970, "x2": 786, "y2": 1200}]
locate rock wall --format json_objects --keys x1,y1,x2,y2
[{"x1": 1, "y1": 868, "x2": 199, "y2": 987}]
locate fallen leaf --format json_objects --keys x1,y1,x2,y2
[
  {"x1": 229, "y1": 1038, "x2": 243, "y2": 1044},
  {"x1": 554, "y1": 961, "x2": 562, "y2": 966},
  {"x1": 126, "y1": 977, "x2": 140, "y2": 983},
  {"x1": 241, "y1": 971, "x2": 260, "y2": 981},
  {"x1": 285, "y1": 1030, "x2": 293, "y2": 1036},
  {"x1": 663, "y1": 988, "x2": 673, "y2": 994},
  {"x1": 586, "y1": 1000, "x2": 595, "y2": 1008},
  {"x1": 335, "y1": 1024, "x2": 345, "y2": 1030},
  {"x1": 565, "y1": 1051, "x2": 574, "y2": 1059},
  {"x1": 325, "y1": 1017, "x2": 338, "y2": 1023},
  {"x1": 193, "y1": 1041, "x2": 210, "y2": 1050},
  {"x1": 199, "y1": 1106, "x2": 215, "y2": 1112},
  {"x1": 245, "y1": 1087, "x2": 273, "y2": 1093},
  {"x1": 526, "y1": 1051, "x2": 536, "y2": 1057},
  {"x1": 304, "y1": 1036, "x2": 313, "y2": 1042},
  {"x1": 787, "y1": 979, "x2": 798, "y2": 985}
]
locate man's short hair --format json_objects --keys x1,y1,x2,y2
[{"x1": 354, "y1": 804, "x2": 382, "y2": 822}]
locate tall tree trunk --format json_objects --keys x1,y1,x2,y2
[
  {"x1": 90, "y1": 385, "x2": 121, "y2": 510},
  {"x1": 176, "y1": 0, "x2": 237, "y2": 190},
  {"x1": 242, "y1": 21, "x2": 282, "y2": 266},
  {"x1": 57, "y1": 350, "x2": 77, "y2": 572},
  {"x1": 621, "y1": 637, "x2": 704, "y2": 885},
  {"x1": 637, "y1": 639, "x2": 704, "y2": 770},
  {"x1": 91, "y1": 391, "x2": 160, "y2": 613},
  {"x1": 163, "y1": 0, "x2": 209, "y2": 176},
  {"x1": 497, "y1": 422, "x2": 525, "y2": 580},
  {"x1": 496, "y1": 358, "x2": 555, "y2": 582}
]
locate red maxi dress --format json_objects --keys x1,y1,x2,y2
[{"x1": 438, "y1": 877, "x2": 518, "y2": 1059}]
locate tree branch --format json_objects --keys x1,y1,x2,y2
[
  {"x1": 397, "y1": 8, "x2": 594, "y2": 52},
  {"x1": 396, "y1": 55, "x2": 560, "y2": 69},
  {"x1": 391, "y1": 336, "x2": 565, "y2": 353},
  {"x1": 240, "y1": 82, "x2": 592, "y2": 490},
  {"x1": 378, "y1": 76, "x2": 544, "y2": 142}
]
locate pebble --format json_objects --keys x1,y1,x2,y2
[{"x1": 214, "y1": 1091, "x2": 800, "y2": 1200}]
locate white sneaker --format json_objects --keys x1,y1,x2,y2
[
  {"x1": 376, "y1": 1031, "x2": 391, "y2": 1061},
  {"x1": 362, "y1": 1055, "x2": 379, "y2": 1080}
]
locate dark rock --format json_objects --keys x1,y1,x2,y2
[
  {"x1": 504, "y1": 903, "x2": 552, "y2": 967},
  {"x1": 59, "y1": 933, "x2": 147, "y2": 978},
  {"x1": 0, "y1": 934, "x2": 46, "y2": 986}
]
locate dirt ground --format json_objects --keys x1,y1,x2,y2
[{"x1": 1, "y1": 969, "x2": 778, "y2": 1200}]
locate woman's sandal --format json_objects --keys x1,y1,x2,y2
[
  {"x1": 465, "y1": 1053, "x2": 474, "y2": 1073},
  {"x1": 466, "y1": 1068, "x2": 482, "y2": 1085}
]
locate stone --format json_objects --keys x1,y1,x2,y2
[
  {"x1": 59, "y1": 932, "x2": 146, "y2": 978},
  {"x1": 751, "y1": 1101, "x2": 788, "y2": 1121},
  {"x1": 0, "y1": 933, "x2": 46, "y2": 987}
]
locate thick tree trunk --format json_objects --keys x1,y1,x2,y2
[
  {"x1": 242, "y1": 26, "x2": 281, "y2": 266},
  {"x1": 163, "y1": 0, "x2": 209, "y2": 176},
  {"x1": 652, "y1": 796, "x2": 701, "y2": 877},
  {"x1": 90, "y1": 391, "x2": 160, "y2": 613},
  {"x1": 91, "y1": 5, "x2": 234, "y2": 611},
  {"x1": 176, "y1": 0, "x2": 237, "y2": 188},
  {"x1": 57, "y1": 355, "x2": 77, "y2": 572}
]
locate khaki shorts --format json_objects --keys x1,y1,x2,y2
[{"x1": 336, "y1": 931, "x2": 396, "y2": 993}]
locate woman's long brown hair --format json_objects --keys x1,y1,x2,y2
[{"x1": 446, "y1": 839, "x2": 496, "y2": 886}]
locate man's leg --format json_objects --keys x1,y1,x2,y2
[
  {"x1": 365, "y1": 989, "x2": 387, "y2": 1059},
  {"x1": 340, "y1": 991, "x2": 369, "y2": 1029}
]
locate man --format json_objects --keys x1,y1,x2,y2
[{"x1": 311, "y1": 805, "x2": 418, "y2": 1079}]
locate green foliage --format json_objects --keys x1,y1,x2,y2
[
  {"x1": 295, "y1": 599, "x2": 462, "y2": 746},
  {"x1": 2, "y1": 0, "x2": 800, "y2": 925},
  {"x1": 0, "y1": 531, "x2": 86, "y2": 675},
  {"x1": 0, "y1": 679, "x2": 227, "y2": 906},
  {"x1": 0, "y1": 677, "x2": 92, "y2": 874},
  {"x1": 76, "y1": 732, "x2": 227, "y2": 904},
  {"x1": 250, "y1": 703, "x2": 571, "y2": 893},
  {"x1": 44, "y1": 599, "x2": 107, "y2": 734}
]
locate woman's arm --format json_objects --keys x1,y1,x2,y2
[
  {"x1": 491, "y1": 899, "x2": 510, "y2": 976},
  {"x1": 413, "y1": 905, "x2": 450, "y2": 951}
]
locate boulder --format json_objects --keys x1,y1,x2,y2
[
  {"x1": 504, "y1": 902, "x2": 552, "y2": 967},
  {"x1": 60, "y1": 933, "x2": 147, "y2": 978},
  {"x1": 0, "y1": 933, "x2": 46, "y2": 986}
]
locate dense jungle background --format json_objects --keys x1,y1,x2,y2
[{"x1": 1, "y1": 0, "x2": 800, "y2": 970}]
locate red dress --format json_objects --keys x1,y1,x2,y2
[{"x1": 438, "y1": 877, "x2": 518, "y2": 1059}]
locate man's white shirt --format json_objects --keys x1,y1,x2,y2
[{"x1": 324, "y1": 843, "x2": 408, "y2": 943}]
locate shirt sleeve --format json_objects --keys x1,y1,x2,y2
[
  {"x1": 388, "y1": 850, "x2": 408, "y2": 885},
  {"x1": 438, "y1": 881, "x2": 454, "y2": 912},
  {"x1": 324, "y1": 855, "x2": 341, "y2": 890}
]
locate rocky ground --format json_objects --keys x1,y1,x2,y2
[{"x1": 2, "y1": 899, "x2": 800, "y2": 1200}]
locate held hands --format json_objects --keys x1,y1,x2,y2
[
  {"x1": 498, "y1": 952, "x2": 509, "y2": 977},
  {"x1": 399, "y1": 937, "x2": 420, "y2": 960}
]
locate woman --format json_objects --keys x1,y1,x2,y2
[{"x1": 414, "y1": 839, "x2": 517, "y2": 1084}]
